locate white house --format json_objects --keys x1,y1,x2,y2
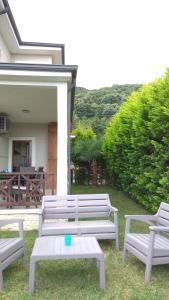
[{"x1": 0, "y1": 0, "x2": 78, "y2": 197}]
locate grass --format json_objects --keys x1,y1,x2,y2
[{"x1": 0, "y1": 185, "x2": 169, "y2": 300}]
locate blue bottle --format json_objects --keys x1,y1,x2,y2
[{"x1": 64, "y1": 234, "x2": 72, "y2": 246}]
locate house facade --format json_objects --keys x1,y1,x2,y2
[{"x1": 0, "y1": 0, "x2": 77, "y2": 195}]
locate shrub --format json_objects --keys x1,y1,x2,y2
[{"x1": 102, "y1": 69, "x2": 169, "y2": 212}]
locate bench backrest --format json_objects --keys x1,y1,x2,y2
[
  {"x1": 157, "y1": 202, "x2": 169, "y2": 227},
  {"x1": 42, "y1": 194, "x2": 111, "y2": 220}
]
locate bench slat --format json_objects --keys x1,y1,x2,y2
[
  {"x1": 45, "y1": 206, "x2": 110, "y2": 214},
  {"x1": 159, "y1": 202, "x2": 169, "y2": 212},
  {"x1": 73, "y1": 194, "x2": 109, "y2": 200},
  {"x1": 44, "y1": 202, "x2": 76, "y2": 208},
  {"x1": 158, "y1": 209, "x2": 169, "y2": 221},
  {"x1": 44, "y1": 200, "x2": 109, "y2": 209},
  {"x1": 158, "y1": 217, "x2": 169, "y2": 227},
  {"x1": 45, "y1": 212, "x2": 110, "y2": 219}
]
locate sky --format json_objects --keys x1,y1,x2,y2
[{"x1": 8, "y1": 0, "x2": 169, "y2": 89}]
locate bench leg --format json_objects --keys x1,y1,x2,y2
[
  {"x1": 145, "y1": 231, "x2": 154, "y2": 283},
  {"x1": 145, "y1": 259, "x2": 152, "y2": 283},
  {"x1": 93, "y1": 258, "x2": 97, "y2": 268},
  {"x1": 21, "y1": 251, "x2": 26, "y2": 268},
  {"x1": 99, "y1": 259, "x2": 105, "y2": 289},
  {"x1": 123, "y1": 245, "x2": 128, "y2": 263},
  {"x1": 115, "y1": 236, "x2": 119, "y2": 251},
  {"x1": 29, "y1": 261, "x2": 36, "y2": 293},
  {"x1": 0, "y1": 269, "x2": 3, "y2": 290}
]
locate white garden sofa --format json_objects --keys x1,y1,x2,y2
[{"x1": 39, "y1": 194, "x2": 119, "y2": 250}]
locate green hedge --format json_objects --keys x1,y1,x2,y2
[{"x1": 102, "y1": 69, "x2": 169, "y2": 212}]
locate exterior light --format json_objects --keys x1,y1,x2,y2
[{"x1": 22, "y1": 109, "x2": 30, "y2": 113}]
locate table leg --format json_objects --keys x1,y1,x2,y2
[
  {"x1": 0, "y1": 269, "x2": 3, "y2": 290},
  {"x1": 99, "y1": 259, "x2": 105, "y2": 289},
  {"x1": 93, "y1": 258, "x2": 97, "y2": 268},
  {"x1": 29, "y1": 261, "x2": 36, "y2": 293}
]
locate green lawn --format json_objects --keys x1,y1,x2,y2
[{"x1": 0, "y1": 185, "x2": 169, "y2": 300}]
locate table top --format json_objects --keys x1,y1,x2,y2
[{"x1": 31, "y1": 236, "x2": 103, "y2": 261}]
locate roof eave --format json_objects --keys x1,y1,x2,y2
[
  {"x1": 0, "y1": 62, "x2": 78, "y2": 121},
  {"x1": 1, "y1": 0, "x2": 65, "y2": 64}
]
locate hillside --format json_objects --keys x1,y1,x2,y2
[{"x1": 74, "y1": 84, "x2": 141, "y2": 134}]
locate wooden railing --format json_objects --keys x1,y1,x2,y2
[{"x1": 0, "y1": 172, "x2": 56, "y2": 208}]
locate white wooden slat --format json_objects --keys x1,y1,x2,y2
[
  {"x1": 82, "y1": 232, "x2": 116, "y2": 239},
  {"x1": 78, "y1": 206, "x2": 109, "y2": 212},
  {"x1": 75, "y1": 194, "x2": 109, "y2": 200},
  {"x1": 125, "y1": 243, "x2": 147, "y2": 264},
  {"x1": 155, "y1": 237, "x2": 169, "y2": 248},
  {"x1": 76, "y1": 212, "x2": 109, "y2": 218},
  {"x1": 45, "y1": 207, "x2": 77, "y2": 214},
  {"x1": 44, "y1": 200, "x2": 109, "y2": 208},
  {"x1": 159, "y1": 202, "x2": 169, "y2": 212},
  {"x1": 0, "y1": 239, "x2": 16, "y2": 249},
  {"x1": 1, "y1": 247, "x2": 24, "y2": 271},
  {"x1": 79, "y1": 220, "x2": 115, "y2": 233},
  {"x1": 152, "y1": 256, "x2": 169, "y2": 265},
  {"x1": 43, "y1": 195, "x2": 77, "y2": 201},
  {"x1": 0, "y1": 238, "x2": 23, "y2": 262},
  {"x1": 44, "y1": 201, "x2": 76, "y2": 208},
  {"x1": 158, "y1": 217, "x2": 169, "y2": 227},
  {"x1": 45, "y1": 206, "x2": 109, "y2": 214},
  {"x1": 126, "y1": 234, "x2": 149, "y2": 255},
  {"x1": 158, "y1": 209, "x2": 169, "y2": 221},
  {"x1": 77, "y1": 200, "x2": 108, "y2": 206},
  {"x1": 45, "y1": 211, "x2": 109, "y2": 219},
  {"x1": 41, "y1": 229, "x2": 78, "y2": 236},
  {"x1": 45, "y1": 213, "x2": 78, "y2": 219}
]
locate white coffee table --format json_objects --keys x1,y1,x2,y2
[{"x1": 28, "y1": 236, "x2": 105, "y2": 293}]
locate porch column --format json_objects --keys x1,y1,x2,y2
[{"x1": 56, "y1": 83, "x2": 68, "y2": 195}]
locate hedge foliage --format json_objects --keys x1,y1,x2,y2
[{"x1": 102, "y1": 69, "x2": 169, "y2": 212}]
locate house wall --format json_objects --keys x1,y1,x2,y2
[
  {"x1": 11, "y1": 54, "x2": 52, "y2": 64},
  {"x1": 0, "y1": 135, "x2": 9, "y2": 170},
  {"x1": 0, "y1": 32, "x2": 11, "y2": 62},
  {"x1": 10, "y1": 123, "x2": 48, "y2": 170}
]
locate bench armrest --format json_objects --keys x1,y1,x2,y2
[
  {"x1": 0, "y1": 219, "x2": 24, "y2": 238},
  {"x1": 125, "y1": 215, "x2": 157, "y2": 225},
  {"x1": 109, "y1": 205, "x2": 118, "y2": 213},
  {"x1": 124, "y1": 215, "x2": 157, "y2": 236},
  {"x1": 149, "y1": 226, "x2": 169, "y2": 232}
]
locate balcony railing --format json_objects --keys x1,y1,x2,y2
[{"x1": 0, "y1": 172, "x2": 56, "y2": 208}]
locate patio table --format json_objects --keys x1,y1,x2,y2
[{"x1": 28, "y1": 236, "x2": 105, "y2": 293}]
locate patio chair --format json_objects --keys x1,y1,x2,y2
[
  {"x1": 123, "y1": 202, "x2": 169, "y2": 282},
  {"x1": 0, "y1": 219, "x2": 25, "y2": 289}
]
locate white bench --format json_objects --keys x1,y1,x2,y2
[{"x1": 39, "y1": 194, "x2": 119, "y2": 250}]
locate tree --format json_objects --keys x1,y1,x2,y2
[
  {"x1": 73, "y1": 84, "x2": 141, "y2": 135},
  {"x1": 71, "y1": 127, "x2": 104, "y2": 185}
]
